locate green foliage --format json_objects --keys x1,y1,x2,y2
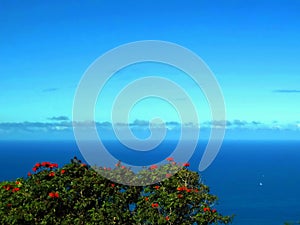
[{"x1": 0, "y1": 158, "x2": 233, "y2": 224}]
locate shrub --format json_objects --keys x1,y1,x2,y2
[{"x1": 0, "y1": 157, "x2": 233, "y2": 224}]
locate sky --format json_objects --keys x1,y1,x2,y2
[{"x1": 0, "y1": 0, "x2": 300, "y2": 140}]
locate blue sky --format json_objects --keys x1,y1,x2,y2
[{"x1": 0, "y1": 0, "x2": 300, "y2": 140}]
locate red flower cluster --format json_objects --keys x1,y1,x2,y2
[
  {"x1": 103, "y1": 167, "x2": 111, "y2": 171},
  {"x1": 32, "y1": 162, "x2": 58, "y2": 172},
  {"x1": 48, "y1": 172, "x2": 55, "y2": 177},
  {"x1": 48, "y1": 192, "x2": 59, "y2": 198},
  {"x1": 61, "y1": 169, "x2": 66, "y2": 174},
  {"x1": 203, "y1": 207, "x2": 210, "y2": 212},
  {"x1": 154, "y1": 185, "x2": 160, "y2": 190},
  {"x1": 150, "y1": 165, "x2": 158, "y2": 170},
  {"x1": 151, "y1": 203, "x2": 159, "y2": 208},
  {"x1": 166, "y1": 157, "x2": 174, "y2": 161},
  {"x1": 165, "y1": 173, "x2": 172, "y2": 178},
  {"x1": 183, "y1": 162, "x2": 190, "y2": 167},
  {"x1": 2, "y1": 184, "x2": 20, "y2": 193}
]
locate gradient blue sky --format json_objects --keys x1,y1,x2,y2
[{"x1": 0, "y1": 0, "x2": 300, "y2": 140}]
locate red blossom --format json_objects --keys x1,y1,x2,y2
[
  {"x1": 32, "y1": 167, "x2": 37, "y2": 172},
  {"x1": 12, "y1": 187, "x2": 20, "y2": 193},
  {"x1": 49, "y1": 172, "x2": 55, "y2": 177},
  {"x1": 3, "y1": 185, "x2": 11, "y2": 191},
  {"x1": 166, "y1": 157, "x2": 174, "y2": 161},
  {"x1": 203, "y1": 207, "x2": 210, "y2": 212},
  {"x1": 166, "y1": 216, "x2": 170, "y2": 221},
  {"x1": 49, "y1": 192, "x2": 55, "y2": 198},
  {"x1": 145, "y1": 197, "x2": 149, "y2": 201},
  {"x1": 150, "y1": 165, "x2": 158, "y2": 170},
  {"x1": 27, "y1": 172, "x2": 31, "y2": 177},
  {"x1": 154, "y1": 185, "x2": 160, "y2": 190},
  {"x1": 177, "y1": 194, "x2": 183, "y2": 198},
  {"x1": 151, "y1": 203, "x2": 159, "y2": 208},
  {"x1": 49, "y1": 192, "x2": 59, "y2": 198},
  {"x1": 165, "y1": 173, "x2": 172, "y2": 178},
  {"x1": 61, "y1": 170, "x2": 65, "y2": 174},
  {"x1": 111, "y1": 183, "x2": 115, "y2": 187},
  {"x1": 212, "y1": 209, "x2": 217, "y2": 213},
  {"x1": 183, "y1": 162, "x2": 190, "y2": 167},
  {"x1": 35, "y1": 163, "x2": 41, "y2": 168},
  {"x1": 177, "y1": 186, "x2": 188, "y2": 191},
  {"x1": 7, "y1": 203, "x2": 12, "y2": 207}
]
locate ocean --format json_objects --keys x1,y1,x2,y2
[{"x1": 0, "y1": 140, "x2": 299, "y2": 225}]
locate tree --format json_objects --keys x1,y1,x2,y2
[{"x1": 0, "y1": 157, "x2": 233, "y2": 224}]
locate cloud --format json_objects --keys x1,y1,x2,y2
[
  {"x1": 43, "y1": 88, "x2": 59, "y2": 92},
  {"x1": 48, "y1": 116, "x2": 69, "y2": 121},
  {"x1": 273, "y1": 89, "x2": 300, "y2": 93},
  {"x1": 1, "y1": 119, "x2": 300, "y2": 140}
]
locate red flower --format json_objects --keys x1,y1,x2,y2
[
  {"x1": 212, "y1": 209, "x2": 217, "y2": 213},
  {"x1": 35, "y1": 163, "x2": 41, "y2": 168},
  {"x1": 52, "y1": 163, "x2": 58, "y2": 168},
  {"x1": 3, "y1": 185, "x2": 11, "y2": 191},
  {"x1": 151, "y1": 203, "x2": 159, "y2": 208},
  {"x1": 165, "y1": 173, "x2": 172, "y2": 178},
  {"x1": 203, "y1": 207, "x2": 210, "y2": 212},
  {"x1": 154, "y1": 185, "x2": 160, "y2": 190},
  {"x1": 12, "y1": 187, "x2": 20, "y2": 193},
  {"x1": 41, "y1": 162, "x2": 48, "y2": 167},
  {"x1": 32, "y1": 167, "x2": 37, "y2": 172},
  {"x1": 145, "y1": 197, "x2": 149, "y2": 201},
  {"x1": 183, "y1": 162, "x2": 190, "y2": 167},
  {"x1": 150, "y1": 165, "x2": 158, "y2": 170},
  {"x1": 61, "y1": 170, "x2": 65, "y2": 174},
  {"x1": 27, "y1": 172, "x2": 31, "y2": 177},
  {"x1": 166, "y1": 157, "x2": 174, "y2": 161},
  {"x1": 81, "y1": 163, "x2": 87, "y2": 167},
  {"x1": 177, "y1": 186, "x2": 188, "y2": 191},
  {"x1": 49, "y1": 172, "x2": 55, "y2": 177},
  {"x1": 49, "y1": 192, "x2": 59, "y2": 198},
  {"x1": 121, "y1": 166, "x2": 126, "y2": 169},
  {"x1": 165, "y1": 216, "x2": 170, "y2": 221},
  {"x1": 177, "y1": 194, "x2": 183, "y2": 198},
  {"x1": 111, "y1": 183, "x2": 115, "y2": 187},
  {"x1": 7, "y1": 203, "x2": 12, "y2": 207}
]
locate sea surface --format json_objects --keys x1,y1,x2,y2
[{"x1": 0, "y1": 140, "x2": 299, "y2": 225}]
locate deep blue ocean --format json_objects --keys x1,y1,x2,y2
[{"x1": 0, "y1": 140, "x2": 299, "y2": 225}]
